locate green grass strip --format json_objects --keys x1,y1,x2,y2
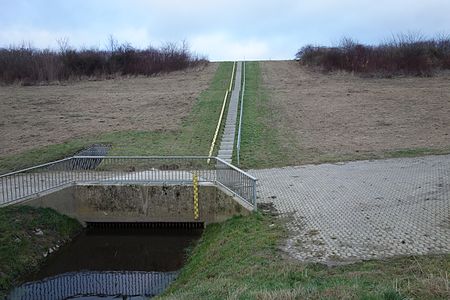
[{"x1": 238, "y1": 62, "x2": 287, "y2": 169}]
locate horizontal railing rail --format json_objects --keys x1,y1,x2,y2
[{"x1": 0, "y1": 156, "x2": 257, "y2": 210}]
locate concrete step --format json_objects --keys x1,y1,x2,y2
[
  {"x1": 222, "y1": 136, "x2": 235, "y2": 142},
  {"x1": 218, "y1": 157, "x2": 232, "y2": 162},
  {"x1": 218, "y1": 156, "x2": 232, "y2": 160},
  {"x1": 218, "y1": 157, "x2": 232, "y2": 163},
  {"x1": 221, "y1": 140, "x2": 234, "y2": 144},
  {"x1": 218, "y1": 149, "x2": 233, "y2": 156},
  {"x1": 221, "y1": 138, "x2": 234, "y2": 142},
  {"x1": 219, "y1": 148, "x2": 233, "y2": 153},
  {"x1": 220, "y1": 142, "x2": 234, "y2": 147}
]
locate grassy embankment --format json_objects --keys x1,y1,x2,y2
[
  {"x1": 238, "y1": 61, "x2": 450, "y2": 169},
  {"x1": 237, "y1": 61, "x2": 288, "y2": 169},
  {"x1": 0, "y1": 62, "x2": 234, "y2": 174},
  {"x1": 160, "y1": 213, "x2": 450, "y2": 299},
  {"x1": 0, "y1": 206, "x2": 82, "y2": 298}
]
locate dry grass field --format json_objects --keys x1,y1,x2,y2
[
  {"x1": 260, "y1": 61, "x2": 450, "y2": 164},
  {"x1": 0, "y1": 64, "x2": 217, "y2": 157},
  {"x1": 2, "y1": 59, "x2": 449, "y2": 168}
]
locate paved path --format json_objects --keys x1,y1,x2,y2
[
  {"x1": 251, "y1": 155, "x2": 450, "y2": 263},
  {"x1": 218, "y1": 61, "x2": 242, "y2": 163}
]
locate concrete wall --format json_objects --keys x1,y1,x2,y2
[{"x1": 21, "y1": 184, "x2": 250, "y2": 225}]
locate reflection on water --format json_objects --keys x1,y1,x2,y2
[
  {"x1": 10, "y1": 271, "x2": 177, "y2": 300},
  {"x1": 9, "y1": 227, "x2": 202, "y2": 300}
]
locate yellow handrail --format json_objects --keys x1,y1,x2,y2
[
  {"x1": 228, "y1": 61, "x2": 236, "y2": 92},
  {"x1": 207, "y1": 62, "x2": 236, "y2": 162},
  {"x1": 207, "y1": 90, "x2": 229, "y2": 162}
]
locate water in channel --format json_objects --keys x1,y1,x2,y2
[{"x1": 9, "y1": 226, "x2": 203, "y2": 300}]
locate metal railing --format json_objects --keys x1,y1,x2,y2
[
  {"x1": 0, "y1": 156, "x2": 257, "y2": 209},
  {"x1": 236, "y1": 61, "x2": 246, "y2": 166}
]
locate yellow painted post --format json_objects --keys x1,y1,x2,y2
[{"x1": 193, "y1": 173, "x2": 199, "y2": 220}]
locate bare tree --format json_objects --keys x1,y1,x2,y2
[
  {"x1": 106, "y1": 35, "x2": 119, "y2": 53},
  {"x1": 56, "y1": 37, "x2": 70, "y2": 53}
]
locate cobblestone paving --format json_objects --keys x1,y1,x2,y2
[{"x1": 250, "y1": 155, "x2": 450, "y2": 263}]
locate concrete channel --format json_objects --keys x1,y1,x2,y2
[{"x1": 3, "y1": 155, "x2": 255, "y2": 299}]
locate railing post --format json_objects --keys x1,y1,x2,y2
[
  {"x1": 236, "y1": 61, "x2": 245, "y2": 166},
  {"x1": 252, "y1": 179, "x2": 257, "y2": 211}
]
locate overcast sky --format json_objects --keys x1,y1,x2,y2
[{"x1": 1, "y1": 0, "x2": 449, "y2": 61}]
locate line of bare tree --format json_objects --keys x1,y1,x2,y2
[
  {"x1": 0, "y1": 37, "x2": 208, "y2": 85},
  {"x1": 296, "y1": 33, "x2": 450, "y2": 76}
]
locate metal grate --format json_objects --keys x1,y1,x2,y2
[{"x1": 86, "y1": 221, "x2": 205, "y2": 230}]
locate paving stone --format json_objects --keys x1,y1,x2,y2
[{"x1": 250, "y1": 155, "x2": 450, "y2": 263}]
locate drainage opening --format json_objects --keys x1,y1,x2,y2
[{"x1": 86, "y1": 221, "x2": 205, "y2": 230}]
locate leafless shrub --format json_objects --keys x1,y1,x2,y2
[
  {"x1": 296, "y1": 33, "x2": 450, "y2": 77},
  {"x1": 0, "y1": 38, "x2": 208, "y2": 85}
]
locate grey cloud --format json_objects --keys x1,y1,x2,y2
[{"x1": 1, "y1": 0, "x2": 449, "y2": 60}]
